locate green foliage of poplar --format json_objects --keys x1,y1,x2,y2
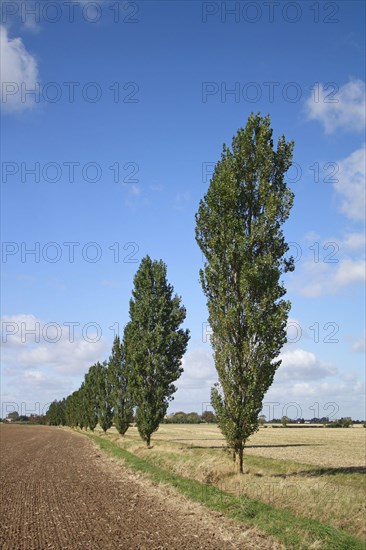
[
  {"x1": 83, "y1": 366, "x2": 99, "y2": 431},
  {"x1": 95, "y1": 361, "x2": 113, "y2": 432},
  {"x1": 108, "y1": 335, "x2": 133, "y2": 436},
  {"x1": 46, "y1": 399, "x2": 66, "y2": 426}
]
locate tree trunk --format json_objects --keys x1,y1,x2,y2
[
  {"x1": 146, "y1": 435, "x2": 151, "y2": 448},
  {"x1": 238, "y1": 447, "x2": 244, "y2": 474}
]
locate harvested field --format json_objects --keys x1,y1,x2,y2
[
  {"x1": 128, "y1": 424, "x2": 366, "y2": 468},
  {"x1": 98, "y1": 424, "x2": 366, "y2": 539},
  {"x1": 0, "y1": 425, "x2": 280, "y2": 550}
]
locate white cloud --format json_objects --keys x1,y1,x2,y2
[
  {"x1": 266, "y1": 344, "x2": 365, "y2": 419},
  {"x1": 295, "y1": 257, "x2": 365, "y2": 297},
  {"x1": 268, "y1": 379, "x2": 365, "y2": 401},
  {"x1": 168, "y1": 344, "x2": 365, "y2": 418},
  {"x1": 297, "y1": 145, "x2": 365, "y2": 294},
  {"x1": 4, "y1": 1, "x2": 42, "y2": 33},
  {"x1": 3, "y1": 339, "x2": 106, "y2": 376},
  {"x1": 265, "y1": 378, "x2": 365, "y2": 420},
  {"x1": 1, "y1": 314, "x2": 107, "y2": 376},
  {"x1": 1, "y1": 313, "x2": 39, "y2": 347},
  {"x1": 352, "y1": 333, "x2": 366, "y2": 353},
  {"x1": 19, "y1": 370, "x2": 67, "y2": 392},
  {"x1": 173, "y1": 346, "x2": 364, "y2": 419},
  {"x1": 334, "y1": 146, "x2": 366, "y2": 221},
  {"x1": 334, "y1": 258, "x2": 365, "y2": 286},
  {"x1": 1, "y1": 370, "x2": 71, "y2": 416},
  {"x1": 0, "y1": 25, "x2": 39, "y2": 113},
  {"x1": 174, "y1": 346, "x2": 339, "y2": 410},
  {"x1": 1, "y1": 313, "x2": 109, "y2": 413},
  {"x1": 341, "y1": 232, "x2": 366, "y2": 251},
  {"x1": 178, "y1": 348, "x2": 216, "y2": 389},
  {"x1": 169, "y1": 347, "x2": 216, "y2": 412},
  {"x1": 276, "y1": 348, "x2": 337, "y2": 382},
  {"x1": 286, "y1": 318, "x2": 310, "y2": 343},
  {"x1": 306, "y1": 79, "x2": 366, "y2": 133}
]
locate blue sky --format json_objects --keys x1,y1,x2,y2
[{"x1": 1, "y1": 0, "x2": 365, "y2": 420}]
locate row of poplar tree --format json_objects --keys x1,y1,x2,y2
[
  {"x1": 46, "y1": 256, "x2": 190, "y2": 447},
  {"x1": 48, "y1": 114, "x2": 295, "y2": 471}
]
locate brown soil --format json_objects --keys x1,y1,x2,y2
[{"x1": 0, "y1": 425, "x2": 281, "y2": 549}]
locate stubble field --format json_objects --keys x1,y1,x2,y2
[{"x1": 97, "y1": 423, "x2": 366, "y2": 541}]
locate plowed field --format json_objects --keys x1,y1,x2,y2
[{"x1": 0, "y1": 425, "x2": 278, "y2": 549}]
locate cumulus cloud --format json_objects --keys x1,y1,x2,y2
[
  {"x1": 172, "y1": 345, "x2": 363, "y2": 418},
  {"x1": 333, "y1": 258, "x2": 365, "y2": 286},
  {"x1": 169, "y1": 348, "x2": 216, "y2": 412},
  {"x1": 177, "y1": 348, "x2": 216, "y2": 389},
  {"x1": 268, "y1": 379, "x2": 365, "y2": 402},
  {"x1": 306, "y1": 79, "x2": 366, "y2": 133},
  {"x1": 1, "y1": 314, "x2": 107, "y2": 376},
  {"x1": 0, "y1": 25, "x2": 39, "y2": 113},
  {"x1": 265, "y1": 378, "x2": 365, "y2": 420},
  {"x1": 352, "y1": 333, "x2": 366, "y2": 353},
  {"x1": 276, "y1": 348, "x2": 337, "y2": 381},
  {"x1": 178, "y1": 346, "x2": 338, "y2": 390},
  {"x1": 304, "y1": 232, "x2": 365, "y2": 254},
  {"x1": 294, "y1": 257, "x2": 365, "y2": 297},
  {"x1": 3, "y1": 339, "x2": 106, "y2": 376},
  {"x1": 1, "y1": 370, "x2": 72, "y2": 417},
  {"x1": 1, "y1": 313, "x2": 39, "y2": 348},
  {"x1": 334, "y1": 146, "x2": 366, "y2": 221},
  {"x1": 286, "y1": 318, "x2": 310, "y2": 344},
  {"x1": 341, "y1": 232, "x2": 366, "y2": 251},
  {"x1": 298, "y1": 146, "x2": 364, "y2": 301},
  {"x1": 1, "y1": 313, "x2": 109, "y2": 413}
]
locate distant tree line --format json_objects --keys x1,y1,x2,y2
[
  {"x1": 5, "y1": 410, "x2": 362, "y2": 428},
  {"x1": 163, "y1": 410, "x2": 216, "y2": 424},
  {"x1": 258, "y1": 415, "x2": 360, "y2": 427},
  {"x1": 1, "y1": 411, "x2": 47, "y2": 424}
]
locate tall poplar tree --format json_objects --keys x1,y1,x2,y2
[
  {"x1": 195, "y1": 113, "x2": 295, "y2": 473},
  {"x1": 108, "y1": 335, "x2": 133, "y2": 436},
  {"x1": 95, "y1": 361, "x2": 113, "y2": 432},
  {"x1": 125, "y1": 256, "x2": 190, "y2": 447},
  {"x1": 77, "y1": 384, "x2": 88, "y2": 430},
  {"x1": 84, "y1": 366, "x2": 99, "y2": 431}
]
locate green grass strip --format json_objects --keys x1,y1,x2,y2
[{"x1": 87, "y1": 433, "x2": 364, "y2": 550}]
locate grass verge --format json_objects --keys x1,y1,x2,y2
[{"x1": 86, "y1": 432, "x2": 364, "y2": 550}]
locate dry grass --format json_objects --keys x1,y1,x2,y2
[
  {"x1": 96, "y1": 424, "x2": 366, "y2": 539},
  {"x1": 245, "y1": 425, "x2": 366, "y2": 467}
]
